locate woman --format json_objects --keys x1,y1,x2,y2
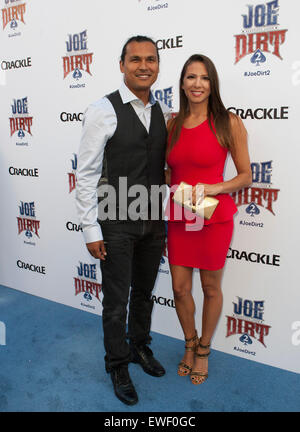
[{"x1": 166, "y1": 54, "x2": 252, "y2": 385}]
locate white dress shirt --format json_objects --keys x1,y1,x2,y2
[{"x1": 76, "y1": 81, "x2": 171, "y2": 243}]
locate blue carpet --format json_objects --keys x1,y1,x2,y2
[{"x1": 0, "y1": 284, "x2": 300, "y2": 413}]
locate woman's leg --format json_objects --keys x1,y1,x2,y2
[
  {"x1": 190, "y1": 268, "x2": 224, "y2": 384},
  {"x1": 170, "y1": 264, "x2": 196, "y2": 373},
  {"x1": 200, "y1": 268, "x2": 224, "y2": 344}
]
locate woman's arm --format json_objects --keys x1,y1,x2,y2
[
  {"x1": 165, "y1": 166, "x2": 171, "y2": 186},
  {"x1": 195, "y1": 114, "x2": 252, "y2": 197}
]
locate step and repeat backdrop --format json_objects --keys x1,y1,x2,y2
[{"x1": 1, "y1": 0, "x2": 299, "y2": 373}]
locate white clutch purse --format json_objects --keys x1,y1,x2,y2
[{"x1": 172, "y1": 181, "x2": 219, "y2": 220}]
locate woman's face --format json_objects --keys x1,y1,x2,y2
[{"x1": 181, "y1": 61, "x2": 211, "y2": 107}]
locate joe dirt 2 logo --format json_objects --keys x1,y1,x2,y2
[
  {"x1": 226, "y1": 297, "x2": 271, "y2": 356},
  {"x1": 74, "y1": 262, "x2": 102, "y2": 310},
  {"x1": 2, "y1": 0, "x2": 26, "y2": 37},
  {"x1": 17, "y1": 201, "x2": 40, "y2": 245},
  {"x1": 231, "y1": 160, "x2": 280, "y2": 228},
  {"x1": 10, "y1": 97, "x2": 33, "y2": 146},
  {"x1": 62, "y1": 30, "x2": 94, "y2": 88},
  {"x1": 68, "y1": 154, "x2": 77, "y2": 193},
  {"x1": 234, "y1": 1, "x2": 288, "y2": 77}
]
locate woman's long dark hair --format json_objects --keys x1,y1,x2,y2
[{"x1": 167, "y1": 54, "x2": 234, "y2": 157}]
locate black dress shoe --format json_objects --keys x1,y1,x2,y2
[
  {"x1": 130, "y1": 344, "x2": 166, "y2": 377},
  {"x1": 110, "y1": 365, "x2": 138, "y2": 406}
]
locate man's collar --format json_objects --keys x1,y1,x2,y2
[{"x1": 119, "y1": 81, "x2": 156, "y2": 106}]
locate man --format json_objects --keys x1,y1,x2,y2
[{"x1": 76, "y1": 35, "x2": 170, "y2": 405}]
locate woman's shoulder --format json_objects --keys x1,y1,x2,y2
[
  {"x1": 228, "y1": 111, "x2": 245, "y2": 130},
  {"x1": 227, "y1": 111, "x2": 248, "y2": 154}
]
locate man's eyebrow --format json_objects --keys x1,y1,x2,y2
[{"x1": 129, "y1": 55, "x2": 157, "y2": 60}]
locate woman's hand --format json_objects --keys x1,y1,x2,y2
[{"x1": 192, "y1": 183, "x2": 222, "y2": 205}]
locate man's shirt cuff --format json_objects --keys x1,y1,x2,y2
[{"x1": 82, "y1": 225, "x2": 103, "y2": 244}]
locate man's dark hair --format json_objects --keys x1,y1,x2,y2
[{"x1": 120, "y1": 35, "x2": 160, "y2": 63}]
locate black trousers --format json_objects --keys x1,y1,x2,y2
[{"x1": 100, "y1": 220, "x2": 165, "y2": 371}]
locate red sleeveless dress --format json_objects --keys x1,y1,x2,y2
[{"x1": 166, "y1": 119, "x2": 237, "y2": 270}]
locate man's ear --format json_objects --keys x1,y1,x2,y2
[{"x1": 119, "y1": 60, "x2": 124, "y2": 73}]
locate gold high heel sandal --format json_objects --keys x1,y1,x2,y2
[
  {"x1": 178, "y1": 331, "x2": 198, "y2": 377},
  {"x1": 190, "y1": 338, "x2": 210, "y2": 385}
]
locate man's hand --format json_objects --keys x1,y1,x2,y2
[{"x1": 86, "y1": 240, "x2": 107, "y2": 260}]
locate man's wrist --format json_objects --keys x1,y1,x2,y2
[{"x1": 82, "y1": 225, "x2": 103, "y2": 243}]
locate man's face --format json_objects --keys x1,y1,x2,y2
[{"x1": 120, "y1": 41, "x2": 159, "y2": 94}]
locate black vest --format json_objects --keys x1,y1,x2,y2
[{"x1": 98, "y1": 90, "x2": 167, "y2": 222}]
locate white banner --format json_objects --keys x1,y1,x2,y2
[{"x1": 0, "y1": 0, "x2": 299, "y2": 374}]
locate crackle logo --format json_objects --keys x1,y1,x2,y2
[
  {"x1": 62, "y1": 30, "x2": 93, "y2": 88},
  {"x1": 234, "y1": 1, "x2": 287, "y2": 76},
  {"x1": 154, "y1": 86, "x2": 173, "y2": 109},
  {"x1": 74, "y1": 262, "x2": 102, "y2": 309},
  {"x1": 156, "y1": 36, "x2": 183, "y2": 51},
  {"x1": 232, "y1": 161, "x2": 280, "y2": 227},
  {"x1": 226, "y1": 297, "x2": 271, "y2": 355},
  {"x1": 9, "y1": 97, "x2": 33, "y2": 147},
  {"x1": 68, "y1": 153, "x2": 77, "y2": 193},
  {"x1": 2, "y1": 0, "x2": 26, "y2": 37},
  {"x1": 17, "y1": 201, "x2": 40, "y2": 245},
  {"x1": 152, "y1": 294, "x2": 175, "y2": 308},
  {"x1": 228, "y1": 106, "x2": 289, "y2": 120}
]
